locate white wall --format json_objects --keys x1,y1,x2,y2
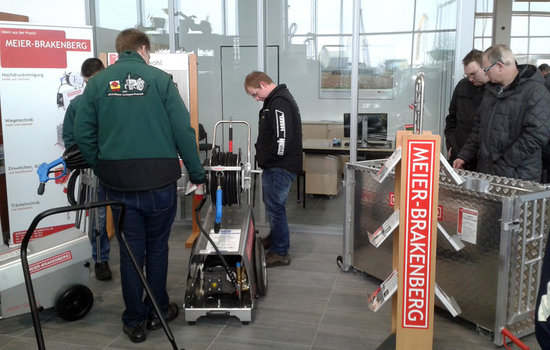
[{"x1": 1, "y1": 1, "x2": 87, "y2": 26}]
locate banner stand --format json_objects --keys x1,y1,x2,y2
[
  {"x1": 373, "y1": 129, "x2": 440, "y2": 350},
  {"x1": 0, "y1": 22, "x2": 94, "y2": 245},
  {"x1": 370, "y1": 73, "x2": 454, "y2": 349}
]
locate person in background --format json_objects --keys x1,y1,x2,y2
[
  {"x1": 74, "y1": 28, "x2": 205, "y2": 343},
  {"x1": 538, "y1": 61, "x2": 550, "y2": 342},
  {"x1": 244, "y1": 71, "x2": 302, "y2": 267},
  {"x1": 539, "y1": 63, "x2": 550, "y2": 77},
  {"x1": 453, "y1": 44, "x2": 550, "y2": 182},
  {"x1": 62, "y1": 57, "x2": 112, "y2": 281},
  {"x1": 444, "y1": 49, "x2": 490, "y2": 170},
  {"x1": 539, "y1": 63, "x2": 550, "y2": 91}
]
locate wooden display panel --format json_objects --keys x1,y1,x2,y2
[{"x1": 392, "y1": 131, "x2": 440, "y2": 350}]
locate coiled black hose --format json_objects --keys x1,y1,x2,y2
[
  {"x1": 66, "y1": 169, "x2": 85, "y2": 206},
  {"x1": 209, "y1": 147, "x2": 240, "y2": 206}
]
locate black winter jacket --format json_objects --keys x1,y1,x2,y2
[
  {"x1": 457, "y1": 64, "x2": 550, "y2": 181},
  {"x1": 545, "y1": 74, "x2": 550, "y2": 92},
  {"x1": 255, "y1": 84, "x2": 303, "y2": 174},
  {"x1": 444, "y1": 77, "x2": 486, "y2": 166}
]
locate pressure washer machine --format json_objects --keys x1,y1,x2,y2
[
  {"x1": 0, "y1": 225, "x2": 93, "y2": 321},
  {"x1": 0, "y1": 144, "x2": 96, "y2": 322},
  {"x1": 184, "y1": 120, "x2": 267, "y2": 324}
]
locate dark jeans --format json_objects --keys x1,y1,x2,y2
[
  {"x1": 262, "y1": 167, "x2": 295, "y2": 255},
  {"x1": 106, "y1": 183, "x2": 177, "y2": 327},
  {"x1": 92, "y1": 183, "x2": 110, "y2": 262}
]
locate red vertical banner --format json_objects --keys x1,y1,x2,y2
[{"x1": 402, "y1": 139, "x2": 437, "y2": 329}]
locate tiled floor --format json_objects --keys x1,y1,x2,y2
[{"x1": 0, "y1": 182, "x2": 542, "y2": 349}]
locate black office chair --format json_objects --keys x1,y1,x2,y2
[
  {"x1": 198, "y1": 123, "x2": 212, "y2": 159},
  {"x1": 296, "y1": 169, "x2": 306, "y2": 208}
]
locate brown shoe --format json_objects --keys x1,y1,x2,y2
[
  {"x1": 265, "y1": 251, "x2": 290, "y2": 267},
  {"x1": 262, "y1": 235, "x2": 272, "y2": 249},
  {"x1": 95, "y1": 261, "x2": 112, "y2": 281},
  {"x1": 123, "y1": 321, "x2": 146, "y2": 343},
  {"x1": 147, "y1": 302, "x2": 179, "y2": 330}
]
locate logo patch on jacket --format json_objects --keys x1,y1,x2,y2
[
  {"x1": 107, "y1": 73, "x2": 148, "y2": 97},
  {"x1": 275, "y1": 110, "x2": 286, "y2": 155},
  {"x1": 109, "y1": 80, "x2": 121, "y2": 92}
]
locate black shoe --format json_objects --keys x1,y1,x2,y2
[
  {"x1": 95, "y1": 261, "x2": 112, "y2": 281},
  {"x1": 147, "y1": 302, "x2": 179, "y2": 330},
  {"x1": 262, "y1": 235, "x2": 272, "y2": 249},
  {"x1": 265, "y1": 251, "x2": 290, "y2": 267},
  {"x1": 123, "y1": 322, "x2": 146, "y2": 343}
]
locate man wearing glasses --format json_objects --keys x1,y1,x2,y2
[
  {"x1": 444, "y1": 49, "x2": 489, "y2": 169},
  {"x1": 453, "y1": 44, "x2": 550, "y2": 182}
]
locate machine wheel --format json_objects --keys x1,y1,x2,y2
[
  {"x1": 55, "y1": 284, "x2": 94, "y2": 321},
  {"x1": 254, "y1": 236, "x2": 268, "y2": 297}
]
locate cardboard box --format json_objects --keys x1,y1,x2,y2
[{"x1": 304, "y1": 154, "x2": 342, "y2": 196}]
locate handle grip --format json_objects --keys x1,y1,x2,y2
[
  {"x1": 37, "y1": 182, "x2": 45, "y2": 195},
  {"x1": 37, "y1": 157, "x2": 66, "y2": 183}
]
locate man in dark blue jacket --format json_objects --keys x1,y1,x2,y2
[{"x1": 244, "y1": 71, "x2": 302, "y2": 267}]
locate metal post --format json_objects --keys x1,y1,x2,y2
[
  {"x1": 257, "y1": 0, "x2": 265, "y2": 71},
  {"x1": 349, "y1": 0, "x2": 360, "y2": 163}
]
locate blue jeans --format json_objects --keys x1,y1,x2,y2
[
  {"x1": 262, "y1": 168, "x2": 296, "y2": 255},
  {"x1": 106, "y1": 183, "x2": 177, "y2": 327},
  {"x1": 92, "y1": 183, "x2": 110, "y2": 262}
]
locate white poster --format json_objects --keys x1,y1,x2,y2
[{"x1": 0, "y1": 23, "x2": 94, "y2": 244}]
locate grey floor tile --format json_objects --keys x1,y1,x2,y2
[{"x1": 208, "y1": 335, "x2": 311, "y2": 350}]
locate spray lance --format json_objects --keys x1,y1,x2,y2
[
  {"x1": 36, "y1": 144, "x2": 89, "y2": 195},
  {"x1": 214, "y1": 172, "x2": 223, "y2": 233},
  {"x1": 212, "y1": 121, "x2": 233, "y2": 232},
  {"x1": 36, "y1": 158, "x2": 66, "y2": 195}
]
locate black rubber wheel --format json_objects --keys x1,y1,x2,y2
[
  {"x1": 55, "y1": 284, "x2": 94, "y2": 321},
  {"x1": 254, "y1": 235, "x2": 268, "y2": 297}
]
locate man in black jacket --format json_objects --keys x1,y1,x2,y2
[
  {"x1": 453, "y1": 44, "x2": 550, "y2": 181},
  {"x1": 444, "y1": 49, "x2": 489, "y2": 169},
  {"x1": 244, "y1": 71, "x2": 302, "y2": 267}
]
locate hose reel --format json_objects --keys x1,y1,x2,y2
[{"x1": 209, "y1": 146, "x2": 242, "y2": 206}]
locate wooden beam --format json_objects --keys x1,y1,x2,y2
[
  {"x1": 185, "y1": 53, "x2": 202, "y2": 249},
  {"x1": 0, "y1": 12, "x2": 29, "y2": 22}
]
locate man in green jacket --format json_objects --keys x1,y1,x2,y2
[{"x1": 75, "y1": 28, "x2": 205, "y2": 343}]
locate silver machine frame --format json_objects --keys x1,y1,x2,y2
[
  {"x1": 0, "y1": 168, "x2": 99, "y2": 320},
  {"x1": 341, "y1": 72, "x2": 550, "y2": 346},
  {"x1": 183, "y1": 120, "x2": 266, "y2": 324},
  {"x1": 0, "y1": 226, "x2": 91, "y2": 319}
]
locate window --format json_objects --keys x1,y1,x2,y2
[{"x1": 474, "y1": 0, "x2": 550, "y2": 65}]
